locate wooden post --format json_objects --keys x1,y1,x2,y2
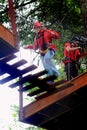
[
  {"x1": 8, "y1": 0, "x2": 23, "y2": 118},
  {"x1": 8, "y1": 0, "x2": 19, "y2": 49}
]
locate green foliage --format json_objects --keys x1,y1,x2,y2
[
  {"x1": 28, "y1": 86, "x2": 39, "y2": 93},
  {"x1": 9, "y1": 104, "x2": 46, "y2": 130},
  {"x1": 0, "y1": 0, "x2": 84, "y2": 45},
  {"x1": 0, "y1": 1, "x2": 87, "y2": 128},
  {"x1": 0, "y1": 0, "x2": 5, "y2": 3}
]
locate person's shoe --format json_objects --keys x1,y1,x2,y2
[{"x1": 47, "y1": 80, "x2": 54, "y2": 84}]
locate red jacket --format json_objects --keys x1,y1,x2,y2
[
  {"x1": 27, "y1": 28, "x2": 60, "y2": 52},
  {"x1": 64, "y1": 42, "x2": 80, "y2": 61}
]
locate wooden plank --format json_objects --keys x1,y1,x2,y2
[
  {"x1": 28, "y1": 80, "x2": 68, "y2": 97},
  {"x1": 19, "y1": 75, "x2": 57, "y2": 92},
  {"x1": 47, "y1": 79, "x2": 67, "y2": 89},
  {"x1": 9, "y1": 70, "x2": 47, "y2": 88},
  {"x1": 0, "y1": 64, "x2": 37, "y2": 84},
  {"x1": 0, "y1": 54, "x2": 17, "y2": 62},
  {"x1": 28, "y1": 89, "x2": 47, "y2": 97},
  {"x1": 35, "y1": 82, "x2": 73, "y2": 100},
  {"x1": 0, "y1": 24, "x2": 15, "y2": 47},
  {"x1": 0, "y1": 62, "x2": 21, "y2": 75},
  {"x1": 21, "y1": 71, "x2": 87, "y2": 119},
  {"x1": 0, "y1": 59, "x2": 27, "y2": 75},
  {"x1": 0, "y1": 38, "x2": 18, "y2": 58},
  {"x1": 8, "y1": 59, "x2": 27, "y2": 68}
]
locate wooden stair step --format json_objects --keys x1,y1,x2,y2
[
  {"x1": 35, "y1": 81, "x2": 73, "y2": 100},
  {"x1": 0, "y1": 62, "x2": 22, "y2": 76},
  {"x1": 27, "y1": 79, "x2": 67, "y2": 97},
  {"x1": 19, "y1": 75, "x2": 57, "y2": 92},
  {"x1": 9, "y1": 70, "x2": 47, "y2": 88},
  {"x1": 0, "y1": 59, "x2": 27, "y2": 75},
  {"x1": 47, "y1": 79, "x2": 67, "y2": 89},
  {"x1": 0, "y1": 54, "x2": 17, "y2": 63},
  {"x1": 27, "y1": 89, "x2": 47, "y2": 97},
  {"x1": 0, "y1": 64, "x2": 37, "y2": 84}
]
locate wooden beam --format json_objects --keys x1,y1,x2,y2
[
  {"x1": 0, "y1": 25, "x2": 15, "y2": 47},
  {"x1": 8, "y1": 0, "x2": 19, "y2": 48}
]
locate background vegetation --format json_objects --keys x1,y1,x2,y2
[{"x1": 0, "y1": 0, "x2": 87, "y2": 129}]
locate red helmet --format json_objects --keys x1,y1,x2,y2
[{"x1": 33, "y1": 22, "x2": 42, "y2": 29}]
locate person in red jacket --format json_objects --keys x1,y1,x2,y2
[
  {"x1": 62, "y1": 37, "x2": 82, "y2": 81},
  {"x1": 24, "y1": 21, "x2": 60, "y2": 79}
]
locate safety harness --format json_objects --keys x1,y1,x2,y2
[{"x1": 36, "y1": 30, "x2": 50, "y2": 56}]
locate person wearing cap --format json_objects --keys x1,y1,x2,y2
[
  {"x1": 62, "y1": 37, "x2": 82, "y2": 81},
  {"x1": 24, "y1": 21, "x2": 60, "y2": 79}
]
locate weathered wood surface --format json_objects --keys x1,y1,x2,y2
[{"x1": 21, "y1": 71, "x2": 87, "y2": 120}]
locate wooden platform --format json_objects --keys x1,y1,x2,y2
[
  {"x1": 0, "y1": 52, "x2": 87, "y2": 130},
  {"x1": 0, "y1": 24, "x2": 18, "y2": 58},
  {"x1": 19, "y1": 72, "x2": 87, "y2": 130}
]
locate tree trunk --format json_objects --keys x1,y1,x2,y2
[{"x1": 80, "y1": 0, "x2": 87, "y2": 37}]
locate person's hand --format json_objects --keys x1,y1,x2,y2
[
  {"x1": 23, "y1": 44, "x2": 33, "y2": 49},
  {"x1": 23, "y1": 46, "x2": 28, "y2": 49},
  {"x1": 78, "y1": 46, "x2": 82, "y2": 50},
  {"x1": 50, "y1": 31, "x2": 55, "y2": 35}
]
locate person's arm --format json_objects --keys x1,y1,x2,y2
[
  {"x1": 43, "y1": 30, "x2": 60, "y2": 46},
  {"x1": 50, "y1": 30, "x2": 60, "y2": 39},
  {"x1": 23, "y1": 37, "x2": 39, "y2": 50},
  {"x1": 44, "y1": 29, "x2": 60, "y2": 40},
  {"x1": 49, "y1": 29, "x2": 60, "y2": 39},
  {"x1": 66, "y1": 46, "x2": 81, "y2": 51}
]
